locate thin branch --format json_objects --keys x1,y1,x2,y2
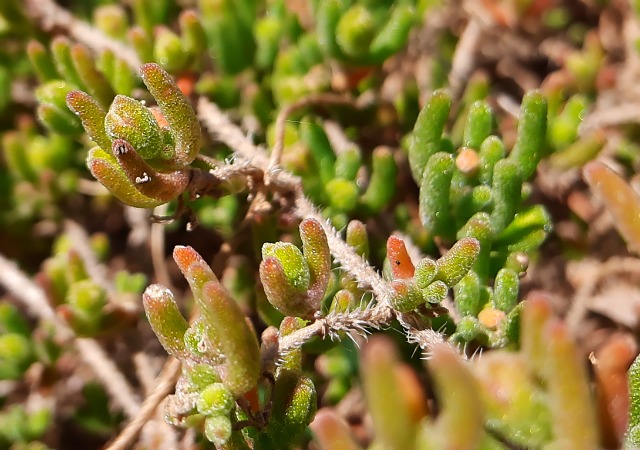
[
  {"x1": 0, "y1": 254, "x2": 60, "y2": 325},
  {"x1": 105, "y1": 358, "x2": 182, "y2": 450},
  {"x1": 293, "y1": 196, "x2": 395, "y2": 308},
  {"x1": 198, "y1": 97, "x2": 453, "y2": 354},
  {"x1": 75, "y1": 339, "x2": 141, "y2": 418},
  {"x1": 133, "y1": 352, "x2": 161, "y2": 395},
  {"x1": 197, "y1": 97, "x2": 302, "y2": 192},
  {"x1": 197, "y1": 97, "x2": 270, "y2": 166},
  {"x1": 124, "y1": 207, "x2": 152, "y2": 248},
  {"x1": 139, "y1": 419, "x2": 181, "y2": 450},
  {"x1": 199, "y1": 98, "x2": 393, "y2": 305},
  {"x1": 24, "y1": 0, "x2": 141, "y2": 70},
  {"x1": 270, "y1": 93, "x2": 357, "y2": 174},
  {"x1": 323, "y1": 120, "x2": 357, "y2": 156}
]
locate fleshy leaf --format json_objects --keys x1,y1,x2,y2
[
  {"x1": 86, "y1": 147, "x2": 164, "y2": 208},
  {"x1": 140, "y1": 63, "x2": 202, "y2": 167},
  {"x1": 142, "y1": 284, "x2": 189, "y2": 358},
  {"x1": 259, "y1": 257, "x2": 314, "y2": 318},
  {"x1": 390, "y1": 279, "x2": 423, "y2": 312},
  {"x1": 70, "y1": 44, "x2": 115, "y2": 109},
  {"x1": 111, "y1": 139, "x2": 189, "y2": 202},
  {"x1": 362, "y1": 336, "x2": 418, "y2": 450},
  {"x1": 509, "y1": 91, "x2": 547, "y2": 180},
  {"x1": 198, "y1": 280, "x2": 261, "y2": 397},
  {"x1": 311, "y1": 409, "x2": 362, "y2": 450},
  {"x1": 105, "y1": 95, "x2": 167, "y2": 160},
  {"x1": 262, "y1": 243, "x2": 310, "y2": 292},
  {"x1": 300, "y1": 219, "x2": 331, "y2": 306},
  {"x1": 387, "y1": 236, "x2": 415, "y2": 280},
  {"x1": 434, "y1": 237, "x2": 481, "y2": 286},
  {"x1": 66, "y1": 90, "x2": 111, "y2": 151},
  {"x1": 409, "y1": 89, "x2": 451, "y2": 184},
  {"x1": 423, "y1": 344, "x2": 484, "y2": 450}
]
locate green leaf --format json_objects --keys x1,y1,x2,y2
[
  {"x1": 139, "y1": 63, "x2": 202, "y2": 167},
  {"x1": 509, "y1": 91, "x2": 547, "y2": 180},
  {"x1": 419, "y1": 152, "x2": 455, "y2": 236},
  {"x1": 434, "y1": 237, "x2": 481, "y2": 287},
  {"x1": 86, "y1": 147, "x2": 164, "y2": 208},
  {"x1": 105, "y1": 95, "x2": 166, "y2": 160},
  {"x1": 409, "y1": 90, "x2": 451, "y2": 184}
]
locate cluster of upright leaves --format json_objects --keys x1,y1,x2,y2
[
  {"x1": 143, "y1": 245, "x2": 317, "y2": 448},
  {"x1": 66, "y1": 63, "x2": 202, "y2": 208},
  {"x1": 311, "y1": 296, "x2": 599, "y2": 450},
  {"x1": 194, "y1": 0, "x2": 422, "y2": 103},
  {"x1": 24, "y1": 14, "x2": 215, "y2": 209},
  {"x1": 1, "y1": 116, "x2": 78, "y2": 224},
  {"x1": 274, "y1": 119, "x2": 398, "y2": 228},
  {"x1": 259, "y1": 218, "x2": 374, "y2": 322},
  {"x1": 20, "y1": 0, "x2": 425, "y2": 218},
  {"x1": 260, "y1": 219, "x2": 332, "y2": 318},
  {"x1": 316, "y1": 0, "x2": 419, "y2": 66},
  {"x1": 404, "y1": 89, "x2": 554, "y2": 346},
  {"x1": 27, "y1": 37, "x2": 132, "y2": 135},
  {"x1": 37, "y1": 232, "x2": 144, "y2": 337},
  {"x1": 144, "y1": 246, "x2": 259, "y2": 446},
  {"x1": 94, "y1": 3, "x2": 208, "y2": 75}
]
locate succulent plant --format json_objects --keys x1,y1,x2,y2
[{"x1": 2, "y1": 1, "x2": 640, "y2": 449}]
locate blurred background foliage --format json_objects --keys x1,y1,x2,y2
[{"x1": 2, "y1": 0, "x2": 640, "y2": 449}]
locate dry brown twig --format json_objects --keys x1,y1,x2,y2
[
  {"x1": 104, "y1": 358, "x2": 182, "y2": 450},
  {"x1": 268, "y1": 93, "x2": 358, "y2": 175}
]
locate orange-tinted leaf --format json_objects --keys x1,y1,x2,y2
[
  {"x1": 387, "y1": 236, "x2": 415, "y2": 279},
  {"x1": 584, "y1": 161, "x2": 640, "y2": 254}
]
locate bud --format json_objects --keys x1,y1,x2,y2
[
  {"x1": 434, "y1": 237, "x2": 481, "y2": 287},
  {"x1": 140, "y1": 63, "x2": 202, "y2": 167},
  {"x1": 142, "y1": 284, "x2": 189, "y2": 358}
]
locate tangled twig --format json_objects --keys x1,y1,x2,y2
[{"x1": 104, "y1": 358, "x2": 182, "y2": 450}]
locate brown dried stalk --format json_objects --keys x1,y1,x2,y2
[
  {"x1": 104, "y1": 358, "x2": 182, "y2": 450},
  {"x1": 269, "y1": 93, "x2": 358, "y2": 174}
]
